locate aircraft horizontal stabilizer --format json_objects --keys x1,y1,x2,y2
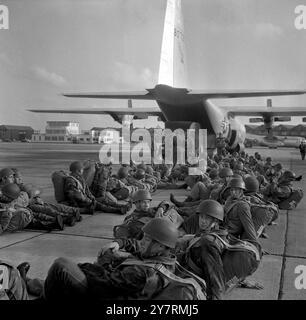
[{"x1": 220, "y1": 106, "x2": 306, "y2": 117}]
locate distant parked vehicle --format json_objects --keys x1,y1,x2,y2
[
  {"x1": 3, "y1": 138, "x2": 12, "y2": 142},
  {"x1": 21, "y1": 138, "x2": 31, "y2": 143}
]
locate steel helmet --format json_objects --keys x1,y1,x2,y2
[
  {"x1": 132, "y1": 189, "x2": 152, "y2": 202},
  {"x1": 0, "y1": 168, "x2": 14, "y2": 179},
  {"x1": 281, "y1": 171, "x2": 296, "y2": 181},
  {"x1": 117, "y1": 166, "x2": 129, "y2": 179},
  {"x1": 209, "y1": 169, "x2": 219, "y2": 180},
  {"x1": 234, "y1": 163, "x2": 244, "y2": 171},
  {"x1": 274, "y1": 163, "x2": 283, "y2": 170},
  {"x1": 266, "y1": 157, "x2": 272, "y2": 162},
  {"x1": 232, "y1": 173, "x2": 243, "y2": 180},
  {"x1": 137, "y1": 163, "x2": 147, "y2": 171},
  {"x1": 229, "y1": 178, "x2": 246, "y2": 189},
  {"x1": 69, "y1": 161, "x2": 84, "y2": 172},
  {"x1": 135, "y1": 169, "x2": 146, "y2": 180},
  {"x1": 2, "y1": 183, "x2": 21, "y2": 200},
  {"x1": 244, "y1": 176, "x2": 259, "y2": 192},
  {"x1": 196, "y1": 199, "x2": 224, "y2": 221},
  {"x1": 142, "y1": 218, "x2": 179, "y2": 249},
  {"x1": 219, "y1": 167, "x2": 233, "y2": 178},
  {"x1": 145, "y1": 166, "x2": 154, "y2": 175}
]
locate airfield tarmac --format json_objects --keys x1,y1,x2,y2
[{"x1": 0, "y1": 142, "x2": 305, "y2": 300}]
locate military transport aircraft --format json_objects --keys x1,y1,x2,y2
[{"x1": 29, "y1": 0, "x2": 306, "y2": 154}]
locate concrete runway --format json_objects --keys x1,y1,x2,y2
[{"x1": 0, "y1": 142, "x2": 305, "y2": 300}]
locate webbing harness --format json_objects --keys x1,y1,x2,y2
[{"x1": 121, "y1": 258, "x2": 206, "y2": 300}]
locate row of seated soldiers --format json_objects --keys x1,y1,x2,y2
[
  {"x1": 0, "y1": 159, "x2": 180, "y2": 234},
  {"x1": 1, "y1": 150, "x2": 304, "y2": 300}
]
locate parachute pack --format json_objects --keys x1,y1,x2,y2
[
  {"x1": 121, "y1": 259, "x2": 207, "y2": 300},
  {"x1": 278, "y1": 188, "x2": 304, "y2": 210},
  {"x1": 51, "y1": 171, "x2": 68, "y2": 203}
]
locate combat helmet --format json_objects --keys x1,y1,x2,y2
[
  {"x1": 132, "y1": 189, "x2": 152, "y2": 202},
  {"x1": 142, "y1": 218, "x2": 179, "y2": 249},
  {"x1": 196, "y1": 199, "x2": 224, "y2": 221}
]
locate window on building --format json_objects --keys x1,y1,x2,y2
[
  {"x1": 80, "y1": 138, "x2": 84, "y2": 141},
  {"x1": 45, "y1": 136, "x2": 51, "y2": 141},
  {"x1": 86, "y1": 138, "x2": 90, "y2": 141},
  {"x1": 58, "y1": 136, "x2": 64, "y2": 141},
  {"x1": 39, "y1": 136, "x2": 41, "y2": 141},
  {"x1": 52, "y1": 136, "x2": 57, "y2": 141}
]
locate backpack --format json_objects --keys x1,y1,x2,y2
[
  {"x1": 121, "y1": 259, "x2": 206, "y2": 300},
  {"x1": 83, "y1": 161, "x2": 96, "y2": 188},
  {"x1": 278, "y1": 188, "x2": 303, "y2": 210},
  {"x1": 51, "y1": 171, "x2": 68, "y2": 203},
  {"x1": 249, "y1": 203, "x2": 278, "y2": 236}
]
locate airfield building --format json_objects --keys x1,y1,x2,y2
[
  {"x1": 0, "y1": 125, "x2": 34, "y2": 141},
  {"x1": 32, "y1": 121, "x2": 80, "y2": 143}
]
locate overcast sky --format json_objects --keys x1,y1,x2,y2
[{"x1": 1, "y1": 0, "x2": 306, "y2": 131}]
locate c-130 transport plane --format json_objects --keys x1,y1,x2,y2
[{"x1": 29, "y1": 0, "x2": 306, "y2": 154}]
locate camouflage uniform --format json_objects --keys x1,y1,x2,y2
[
  {"x1": 0, "y1": 260, "x2": 29, "y2": 300},
  {"x1": 44, "y1": 238, "x2": 177, "y2": 301},
  {"x1": 64, "y1": 173, "x2": 122, "y2": 213}
]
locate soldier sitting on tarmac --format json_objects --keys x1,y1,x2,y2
[
  {"x1": 176, "y1": 200, "x2": 227, "y2": 299},
  {"x1": 210, "y1": 167, "x2": 234, "y2": 204},
  {"x1": 265, "y1": 163, "x2": 284, "y2": 183},
  {"x1": 0, "y1": 183, "x2": 64, "y2": 233},
  {"x1": 263, "y1": 157, "x2": 273, "y2": 173},
  {"x1": 224, "y1": 178, "x2": 259, "y2": 244},
  {"x1": 63, "y1": 161, "x2": 128, "y2": 215},
  {"x1": 11, "y1": 168, "x2": 81, "y2": 226},
  {"x1": 222, "y1": 178, "x2": 263, "y2": 290},
  {"x1": 90, "y1": 163, "x2": 130, "y2": 206},
  {"x1": 262, "y1": 170, "x2": 303, "y2": 210},
  {"x1": 243, "y1": 176, "x2": 279, "y2": 238},
  {"x1": 113, "y1": 190, "x2": 184, "y2": 240},
  {"x1": 0, "y1": 168, "x2": 15, "y2": 190},
  {"x1": 19, "y1": 218, "x2": 205, "y2": 300},
  {"x1": 178, "y1": 197, "x2": 263, "y2": 297}
]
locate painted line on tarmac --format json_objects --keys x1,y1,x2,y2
[
  {"x1": 267, "y1": 252, "x2": 306, "y2": 260},
  {"x1": 0, "y1": 233, "x2": 46, "y2": 250},
  {"x1": 46, "y1": 231, "x2": 114, "y2": 241},
  {"x1": 277, "y1": 152, "x2": 295, "y2": 300}
]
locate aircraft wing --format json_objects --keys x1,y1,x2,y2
[
  {"x1": 28, "y1": 107, "x2": 166, "y2": 122},
  {"x1": 63, "y1": 90, "x2": 155, "y2": 100},
  {"x1": 219, "y1": 106, "x2": 306, "y2": 117},
  {"x1": 188, "y1": 89, "x2": 306, "y2": 99}
]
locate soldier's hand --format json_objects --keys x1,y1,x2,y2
[
  {"x1": 239, "y1": 279, "x2": 264, "y2": 290},
  {"x1": 98, "y1": 242, "x2": 120, "y2": 256}
]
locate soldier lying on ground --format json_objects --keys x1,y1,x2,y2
[
  {"x1": 262, "y1": 170, "x2": 303, "y2": 210},
  {"x1": 17, "y1": 218, "x2": 206, "y2": 300},
  {"x1": 0, "y1": 183, "x2": 64, "y2": 233}
]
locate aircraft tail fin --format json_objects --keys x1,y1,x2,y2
[{"x1": 158, "y1": 0, "x2": 188, "y2": 88}]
